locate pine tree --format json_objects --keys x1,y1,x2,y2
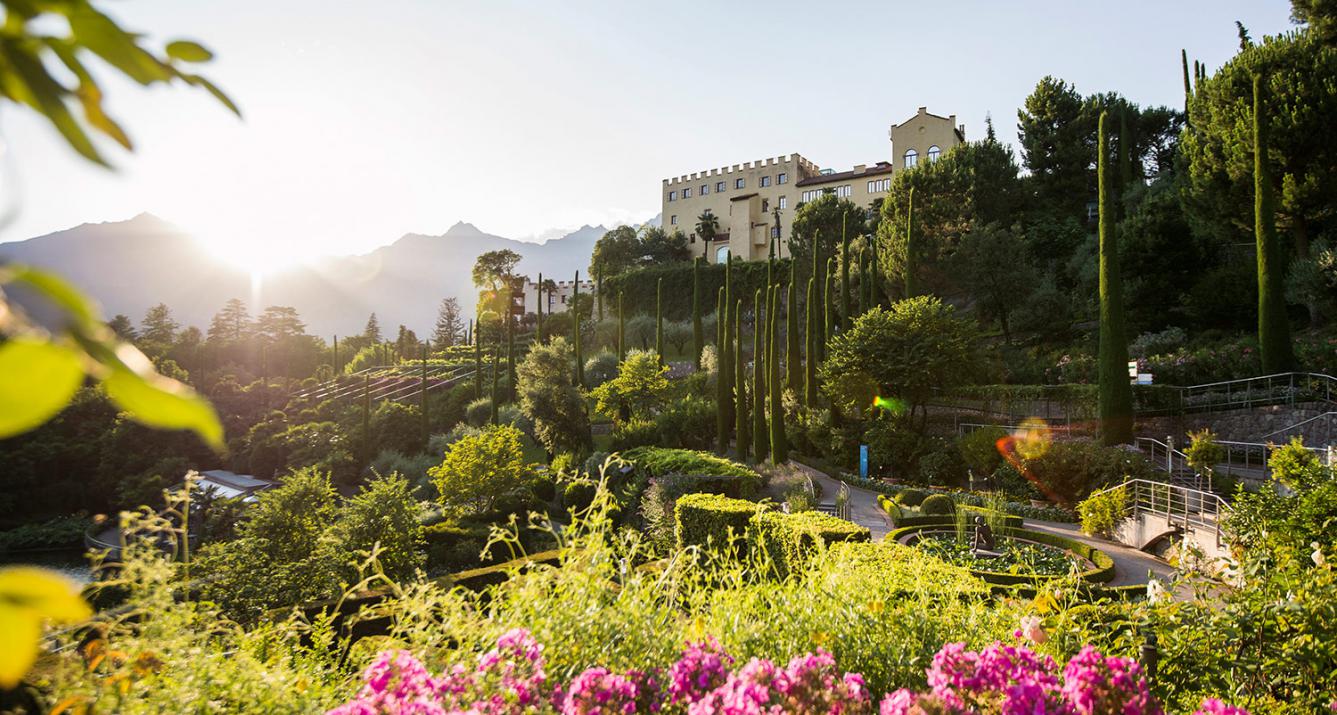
[
  {"x1": 840, "y1": 225, "x2": 851, "y2": 332},
  {"x1": 786, "y1": 262, "x2": 801, "y2": 392},
  {"x1": 735, "y1": 298, "x2": 748, "y2": 462},
  {"x1": 655, "y1": 277, "x2": 665, "y2": 365},
  {"x1": 362, "y1": 312, "x2": 382, "y2": 343},
  {"x1": 433, "y1": 297, "x2": 464, "y2": 348},
  {"x1": 1097, "y1": 111, "x2": 1134, "y2": 445},
  {"x1": 753, "y1": 288, "x2": 768, "y2": 461},
  {"x1": 904, "y1": 187, "x2": 918, "y2": 298},
  {"x1": 573, "y1": 271, "x2": 584, "y2": 388},
  {"x1": 692, "y1": 257, "x2": 703, "y2": 370},
  {"x1": 617, "y1": 291, "x2": 626, "y2": 361},
  {"x1": 769, "y1": 284, "x2": 786, "y2": 464},
  {"x1": 1253, "y1": 74, "x2": 1295, "y2": 373},
  {"x1": 805, "y1": 277, "x2": 817, "y2": 407},
  {"x1": 716, "y1": 287, "x2": 728, "y2": 454}
]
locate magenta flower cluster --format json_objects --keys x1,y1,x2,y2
[{"x1": 327, "y1": 633, "x2": 1249, "y2": 715}]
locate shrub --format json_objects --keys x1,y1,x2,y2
[
  {"x1": 920, "y1": 494, "x2": 955, "y2": 516},
  {"x1": 583, "y1": 351, "x2": 620, "y2": 388},
  {"x1": 609, "y1": 418, "x2": 659, "y2": 452},
  {"x1": 895, "y1": 489, "x2": 928, "y2": 507},
  {"x1": 652, "y1": 395, "x2": 716, "y2": 450},
  {"x1": 428, "y1": 424, "x2": 531, "y2": 518},
  {"x1": 864, "y1": 420, "x2": 932, "y2": 482},
  {"x1": 1023, "y1": 440, "x2": 1155, "y2": 506},
  {"x1": 621, "y1": 446, "x2": 760, "y2": 497},
  {"x1": 1077, "y1": 485, "x2": 1128, "y2": 539},
  {"x1": 465, "y1": 397, "x2": 493, "y2": 427},
  {"x1": 518, "y1": 337, "x2": 593, "y2": 457},
  {"x1": 674, "y1": 493, "x2": 758, "y2": 550},
  {"x1": 917, "y1": 445, "x2": 965, "y2": 487},
  {"x1": 1184, "y1": 429, "x2": 1226, "y2": 479},
  {"x1": 590, "y1": 350, "x2": 670, "y2": 421},
  {"x1": 1129, "y1": 326, "x2": 1187, "y2": 358},
  {"x1": 422, "y1": 523, "x2": 489, "y2": 572},
  {"x1": 957, "y1": 426, "x2": 1007, "y2": 480},
  {"x1": 0, "y1": 514, "x2": 89, "y2": 551},
  {"x1": 749, "y1": 510, "x2": 871, "y2": 580}
]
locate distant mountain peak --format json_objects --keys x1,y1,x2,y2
[{"x1": 445, "y1": 221, "x2": 483, "y2": 237}]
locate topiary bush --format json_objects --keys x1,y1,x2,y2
[
  {"x1": 465, "y1": 397, "x2": 493, "y2": 427},
  {"x1": 674, "y1": 493, "x2": 758, "y2": 550},
  {"x1": 920, "y1": 494, "x2": 956, "y2": 516},
  {"x1": 749, "y1": 510, "x2": 871, "y2": 580},
  {"x1": 896, "y1": 489, "x2": 928, "y2": 507}
]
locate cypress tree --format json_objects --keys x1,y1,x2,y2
[
  {"x1": 536, "y1": 272, "x2": 544, "y2": 343},
  {"x1": 823, "y1": 258, "x2": 835, "y2": 360},
  {"x1": 1181, "y1": 49, "x2": 1192, "y2": 122},
  {"x1": 692, "y1": 257, "x2": 703, "y2": 370},
  {"x1": 840, "y1": 226, "x2": 851, "y2": 332},
  {"x1": 490, "y1": 341, "x2": 500, "y2": 425},
  {"x1": 786, "y1": 262, "x2": 801, "y2": 392},
  {"x1": 473, "y1": 316, "x2": 483, "y2": 399},
  {"x1": 769, "y1": 285, "x2": 786, "y2": 464},
  {"x1": 573, "y1": 271, "x2": 584, "y2": 388},
  {"x1": 596, "y1": 269, "x2": 603, "y2": 323},
  {"x1": 753, "y1": 288, "x2": 768, "y2": 461},
  {"x1": 804, "y1": 277, "x2": 817, "y2": 406},
  {"x1": 716, "y1": 287, "x2": 728, "y2": 454},
  {"x1": 506, "y1": 315, "x2": 515, "y2": 402},
  {"x1": 721, "y1": 261, "x2": 734, "y2": 440},
  {"x1": 655, "y1": 278, "x2": 665, "y2": 365},
  {"x1": 1253, "y1": 74, "x2": 1295, "y2": 373},
  {"x1": 735, "y1": 298, "x2": 748, "y2": 462},
  {"x1": 904, "y1": 187, "x2": 918, "y2": 298},
  {"x1": 1097, "y1": 111, "x2": 1134, "y2": 445},
  {"x1": 332, "y1": 335, "x2": 339, "y2": 375},
  {"x1": 617, "y1": 291, "x2": 626, "y2": 361},
  {"x1": 420, "y1": 344, "x2": 428, "y2": 446},
  {"x1": 856, "y1": 249, "x2": 867, "y2": 317}
]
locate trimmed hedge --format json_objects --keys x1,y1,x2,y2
[
  {"x1": 895, "y1": 489, "x2": 928, "y2": 507},
  {"x1": 674, "y1": 493, "x2": 759, "y2": 550},
  {"x1": 888, "y1": 525, "x2": 1116, "y2": 586},
  {"x1": 750, "y1": 510, "x2": 871, "y2": 580},
  {"x1": 622, "y1": 446, "x2": 762, "y2": 498},
  {"x1": 842, "y1": 473, "x2": 1079, "y2": 523},
  {"x1": 604, "y1": 258, "x2": 794, "y2": 321},
  {"x1": 921, "y1": 494, "x2": 956, "y2": 516},
  {"x1": 876, "y1": 496, "x2": 1022, "y2": 530}
]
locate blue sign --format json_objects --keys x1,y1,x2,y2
[{"x1": 859, "y1": 444, "x2": 869, "y2": 478}]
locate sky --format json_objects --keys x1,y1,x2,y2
[{"x1": 0, "y1": 0, "x2": 1299, "y2": 267}]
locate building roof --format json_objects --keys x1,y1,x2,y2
[
  {"x1": 795, "y1": 162, "x2": 895, "y2": 187},
  {"x1": 197, "y1": 470, "x2": 274, "y2": 501}
]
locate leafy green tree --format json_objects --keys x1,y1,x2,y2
[
  {"x1": 952, "y1": 223, "x2": 1035, "y2": 341},
  {"x1": 768, "y1": 284, "x2": 786, "y2": 464},
  {"x1": 789, "y1": 193, "x2": 865, "y2": 277},
  {"x1": 695, "y1": 211, "x2": 719, "y2": 244},
  {"x1": 752, "y1": 289, "x2": 768, "y2": 461},
  {"x1": 819, "y1": 297, "x2": 980, "y2": 425},
  {"x1": 516, "y1": 337, "x2": 591, "y2": 456},
  {"x1": 428, "y1": 424, "x2": 530, "y2": 517},
  {"x1": 326, "y1": 472, "x2": 424, "y2": 582},
  {"x1": 640, "y1": 225, "x2": 691, "y2": 265},
  {"x1": 733, "y1": 299, "x2": 747, "y2": 461},
  {"x1": 590, "y1": 349, "x2": 670, "y2": 422},
  {"x1": 432, "y1": 297, "x2": 464, "y2": 347},
  {"x1": 472, "y1": 249, "x2": 522, "y2": 292},
  {"x1": 590, "y1": 225, "x2": 641, "y2": 277},
  {"x1": 1017, "y1": 76, "x2": 1092, "y2": 222},
  {"x1": 1097, "y1": 111, "x2": 1134, "y2": 445},
  {"x1": 1182, "y1": 29, "x2": 1337, "y2": 255},
  {"x1": 1253, "y1": 74, "x2": 1296, "y2": 373},
  {"x1": 1292, "y1": 0, "x2": 1337, "y2": 45},
  {"x1": 786, "y1": 263, "x2": 801, "y2": 392}
]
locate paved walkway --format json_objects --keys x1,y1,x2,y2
[{"x1": 788, "y1": 460, "x2": 1175, "y2": 590}]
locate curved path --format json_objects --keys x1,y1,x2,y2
[{"x1": 788, "y1": 461, "x2": 1175, "y2": 590}]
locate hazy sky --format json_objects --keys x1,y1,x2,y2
[{"x1": 0, "y1": 0, "x2": 1297, "y2": 266}]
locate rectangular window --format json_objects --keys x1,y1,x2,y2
[
  {"x1": 868, "y1": 180, "x2": 875, "y2": 193},
  {"x1": 760, "y1": 175, "x2": 771, "y2": 187},
  {"x1": 778, "y1": 172, "x2": 788, "y2": 184},
  {"x1": 690, "y1": 233, "x2": 696, "y2": 243},
  {"x1": 762, "y1": 198, "x2": 770, "y2": 212},
  {"x1": 701, "y1": 184, "x2": 709, "y2": 195},
  {"x1": 771, "y1": 226, "x2": 780, "y2": 238},
  {"x1": 670, "y1": 214, "x2": 678, "y2": 225},
  {"x1": 716, "y1": 181, "x2": 726, "y2": 193},
  {"x1": 735, "y1": 178, "x2": 745, "y2": 189},
  {"x1": 778, "y1": 196, "x2": 788, "y2": 210},
  {"x1": 668, "y1": 190, "x2": 677, "y2": 202},
  {"x1": 683, "y1": 187, "x2": 692, "y2": 198}
]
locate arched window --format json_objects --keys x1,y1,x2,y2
[
  {"x1": 716, "y1": 246, "x2": 731, "y2": 264},
  {"x1": 904, "y1": 149, "x2": 918, "y2": 168},
  {"x1": 927, "y1": 145, "x2": 941, "y2": 161}
]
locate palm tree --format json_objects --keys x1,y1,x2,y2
[{"x1": 696, "y1": 211, "x2": 719, "y2": 256}]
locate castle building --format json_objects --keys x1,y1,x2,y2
[
  {"x1": 520, "y1": 278, "x2": 595, "y2": 315},
  {"x1": 661, "y1": 107, "x2": 965, "y2": 264}
]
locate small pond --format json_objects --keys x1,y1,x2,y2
[{"x1": 0, "y1": 549, "x2": 95, "y2": 584}]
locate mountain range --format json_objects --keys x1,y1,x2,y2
[{"x1": 0, "y1": 214, "x2": 616, "y2": 338}]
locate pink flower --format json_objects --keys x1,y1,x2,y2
[
  {"x1": 1193, "y1": 698, "x2": 1250, "y2": 715},
  {"x1": 668, "y1": 639, "x2": 733, "y2": 705}
]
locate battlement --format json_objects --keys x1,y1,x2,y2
[{"x1": 663, "y1": 153, "x2": 819, "y2": 186}]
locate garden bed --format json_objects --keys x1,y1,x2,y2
[{"x1": 888, "y1": 524, "x2": 1116, "y2": 586}]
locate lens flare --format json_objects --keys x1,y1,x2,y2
[
  {"x1": 1012, "y1": 418, "x2": 1053, "y2": 460},
  {"x1": 872, "y1": 395, "x2": 907, "y2": 416}
]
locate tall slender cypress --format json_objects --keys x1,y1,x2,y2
[
  {"x1": 769, "y1": 284, "x2": 786, "y2": 464},
  {"x1": 1253, "y1": 74, "x2": 1295, "y2": 373},
  {"x1": 420, "y1": 344, "x2": 428, "y2": 446},
  {"x1": 716, "y1": 288, "x2": 728, "y2": 454},
  {"x1": 692, "y1": 257, "x2": 703, "y2": 370},
  {"x1": 536, "y1": 272, "x2": 544, "y2": 344},
  {"x1": 721, "y1": 262, "x2": 734, "y2": 441},
  {"x1": 786, "y1": 262, "x2": 801, "y2": 392},
  {"x1": 655, "y1": 278, "x2": 665, "y2": 364},
  {"x1": 840, "y1": 226, "x2": 851, "y2": 332},
  {"x1": 804, "y1": 277, "x2": 817, "y2": 406},
  {"x1": 332, "y1": 335, "x2": 339, "y2": 375},
  {"x1": 617, "y1": 291, "x2": 626, "y2": 361},
  {"x1": 1181, "y1": 49, "x2": 1192, "y2": 122},
  {"x1": 823, "y1": 258, "x2": 835, "y2": 361},
  {"x1": 490, "y1": 341, "x2": 500, "y2": 425},
  {"x1": 904, "y1": 187, "x2": 918, "y2": 298},
  {"x1": 753, "y1": 288, "x2": 768, "y2": 461},
  {"x1": 734, "y1": 298, "x2": 748, "y2": 461},
  {"x1": 572, "y1": 271, "x2": 584, "y2": 387},
  {"x1": 506, "y1": 315, "x2": 515, "y2": 401},
  {"x1": 596, "y1": 269, "x2": 603, "y2": 323},
  {"x1": 1097, "y1": 111, "x2": 1134, "y2": 445},
  {"x1": 473, "y1": 315, "x2": 483, "y2": 399}
]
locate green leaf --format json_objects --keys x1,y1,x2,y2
[
  {"x1": 44, "y1": 38, "x2": 133, "y2": 150},
  {"x1": 0, "y1": 339, "x2": 85, "y2": 439},
  {"x1": 0, "y1": 567, "x2": 92, "y2": 689},
  {"x1": 66, "y1": 4, "x2": 171, "y2": 86},
  {"x1": 4, "y1": 265, "x2": 104, "y2": 330},
  {"x1": 0, "y1": 38, "x2": 108, "y2": 166},
  {"x1": 165, "y1": 40, "x2": 213, "y2": 63},
  {"x1": 180, "y1": 72, "x2": 241, "y2": 117},
  {"x1": 102, "y1": 367, "x2": 224, "y2": 450}
]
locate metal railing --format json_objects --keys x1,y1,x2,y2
[
  {"x1": 1135, "y1": 437, "x2": 1208, "y2": 491},
  {"x1": 1090, "y1": 478, "x2": 1231, "y2": 548},
  {"x1": 1167, "y1": 372, "x2": 1337, "y2": 413},
  {"x1": 1257, "y1": 411, "x2": 1337, "y2": 445}
]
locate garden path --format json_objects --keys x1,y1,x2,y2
[{"x1": 788, "y1": 461, "x2": 1181, "y2": 594}]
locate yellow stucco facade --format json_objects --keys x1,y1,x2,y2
[{"x1": 661, "y1": 107, "x2": 964, "y2": 264}]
